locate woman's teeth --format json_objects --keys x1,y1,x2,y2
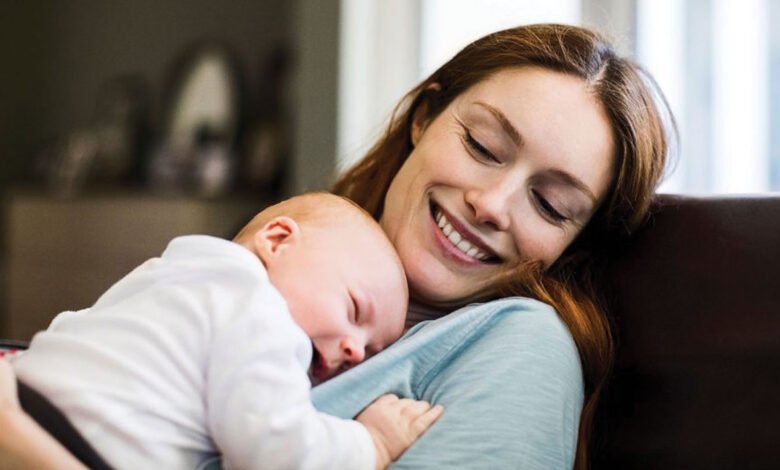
[{"x1": 434, "y1": 208, "x2": 490, "y2": 261}]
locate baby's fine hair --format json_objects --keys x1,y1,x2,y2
[
  {"x1": 249, "y1": 192, "x2": 375, "y2": 230},
  {"x1": 234, "y1": 192, "x2": 390, "y2": 253}
]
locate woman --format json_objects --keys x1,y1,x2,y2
[
  {"x1": 327, "y1": 22, "x2": 669, "y2": 469},
  {"x1": 0, "y1": 24, "x2": 671, "y2": 469}
]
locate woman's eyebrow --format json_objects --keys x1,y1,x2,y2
[{"x1": 474, "y1": 101, "x2": 523, "y2": 147}]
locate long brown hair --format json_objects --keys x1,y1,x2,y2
[{"x1": 332, "y1": 24, "x2": 672, "y2": 469}]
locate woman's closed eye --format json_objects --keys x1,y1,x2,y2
[
  {"x1": 532, "y1": 190, "x2": 568, "y2": 224},
  {"x1": 462, "y1": 129, "x2": 500, "y2": 163}
]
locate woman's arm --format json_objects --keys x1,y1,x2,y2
[{"x1": 0, "y1": 359, "x2": 86, "y2": 470}]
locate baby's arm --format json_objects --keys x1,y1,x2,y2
[
  {"x1": 0, "y1": 359, "x2": 86, "y2": 470},
  {"x1": 209, "y1": 336, "x2": 441, "y2": 469},
  {"x1": 357, "y1": 394, "x2": 443, "y2": 470},
  {"x1": 207, "y1": 287, "x2": 440, "y2": 469}
]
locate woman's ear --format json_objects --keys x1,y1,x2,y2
[
  {"x1": 411, "y1": 83, "x2": 443, "y2": 146},
  {"x1": 253, "y1": 216, "x2": 300, "y2": 261}
]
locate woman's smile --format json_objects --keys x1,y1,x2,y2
[{"x1": 429, "y1": 199, "x2": 499, "y2": 265}]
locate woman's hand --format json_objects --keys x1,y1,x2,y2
[
  {"x1": 0, "y1": 358, "x2": 87, "y2": 470},
  {"x1": 356, "y1": 394, "x2": 444, "y2": 470}
]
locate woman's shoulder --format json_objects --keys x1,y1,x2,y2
[
  {"x1": 422, "y1": 296, "x2": 576, "y2": 347},
  {"x1": 398, "y1": 297, "x2": 584, "y2": 468},
  {"x1": 452, "y1": 296, "x2": 581, "y2": 365},
  {"x1": 479, "y1": 297, "x2": 575, "y2": 342},
  {"x1": 408, "y1": 295, "x2": 559, "y2": 327},
  {"x1": 408, "y1": 296, "x2": 582, "y2": 383}
]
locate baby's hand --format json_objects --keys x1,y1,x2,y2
[{"x1": 356, "y1": 394, "x2": 444, "y2": 470}]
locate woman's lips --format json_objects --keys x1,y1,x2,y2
[{"x1": 428, "y1": 201, "x2": 499, "y2": 265}]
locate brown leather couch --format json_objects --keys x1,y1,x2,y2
[{"x1": 595, "y1": 195, "x2": 780, "y2": 469}]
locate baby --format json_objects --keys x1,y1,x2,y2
[{"x1": 11, "y1": 192, "x2": 442, "y2": 470}]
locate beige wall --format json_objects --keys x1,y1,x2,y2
[
  {"x1": 289, "y1": 0, "x2": 341, "y2": 194},
  {"x1": 3, "y1": 190, "x2": 263, "y2": 340}
]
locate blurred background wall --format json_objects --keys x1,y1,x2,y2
[
  {"x1": 0, "y1": 0, "x2": 292, "y2": 187},
  {"x1": 0, "y1": 0, "x2": 777, "y2": 336},
  {"x1": 0, "y1": 0, "x2": 299, "y2": 339}
]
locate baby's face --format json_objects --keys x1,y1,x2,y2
[{"x1": 267, "y1": 217, "x2": 408, "y2": 384}]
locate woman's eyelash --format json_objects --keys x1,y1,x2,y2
[
  {"x1": 463, "y1": 130, "x2": 499, "y2": 162},
  {"x1": 533, "y1": 190, "x2": 568, "y2": 223}
]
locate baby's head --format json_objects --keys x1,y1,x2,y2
[{"x1": 235, "y1": 193, "x2": 408, "y2": 383}]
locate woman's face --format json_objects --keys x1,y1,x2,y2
[{"x1": 381, "y1": 66, "x2": 616, "y2": 305}]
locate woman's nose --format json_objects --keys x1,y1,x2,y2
[{"x1": 464, "y1": 185, "x2": 513, "y2": 231}]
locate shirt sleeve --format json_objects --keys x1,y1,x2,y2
[{"x1": 206, "y1": 282, "x2": 376, "y2": 470}]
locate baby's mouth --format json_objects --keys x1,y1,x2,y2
[
  {"x1": 429, "y1": 201, "x2": 501, "y2": 263},
  {"x1": 309, "y1": 344, "x2": 328, "y2": 382}
]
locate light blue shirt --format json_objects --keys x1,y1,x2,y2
[{"x1": 203, "y1": 297, "x2": 583, "y2": 469}]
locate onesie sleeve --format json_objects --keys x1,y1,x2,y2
[{"x1": 205, "y1": 280, "x2": 375, "y2": 470}]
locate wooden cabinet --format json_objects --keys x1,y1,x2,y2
[{"x1": 3, "y1": 190, "x2": 265, "y2": 340}]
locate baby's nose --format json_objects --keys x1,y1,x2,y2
[{"x1": 341, "y1": 339, "x2": 366, "y2": 364}]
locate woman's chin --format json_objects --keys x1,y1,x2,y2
[{"x1": 408, "y1": 273, "x2": 482, "y2": 308}]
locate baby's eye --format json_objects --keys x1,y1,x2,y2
[{"x1": 350, "y1": 297, "x2": 360, "y2": 324}]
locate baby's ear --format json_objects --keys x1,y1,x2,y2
[{"x1": 254, "y1": 216, "x2": 300, "y2": 258}]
